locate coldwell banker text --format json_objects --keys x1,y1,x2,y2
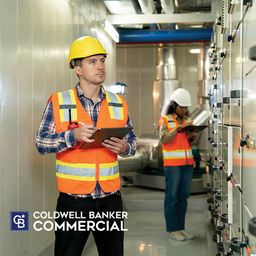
[{"x1": 32, "y1": 211, "x2": 128, "y2": 232}]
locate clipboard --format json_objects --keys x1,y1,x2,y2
[
  {"x1": 179, "y1": 125, "x2": 208, "y2": 133},
  {"x1": 80, "y1": 127, "x2": 133, "y2": 149}
]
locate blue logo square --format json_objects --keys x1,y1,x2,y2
[{"x1": 10, "y1": 211, "x2": 29, "y2": 231}]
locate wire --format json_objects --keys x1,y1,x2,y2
[
  {"x1": 229, "y1": 3, "x2": 251, "y2": 42},
  {"x1": 244, "y1": 203, "x2": 253, "y2": 219},
  {"x1": 245, "y1": 64, "x2": 256, "y2": 77},
  {"x1": 235, "y1": 3, "x2": 250, "y2": 31},
  {"x1": 213, "y1": 154, "x2": 256, "y2": 223}
]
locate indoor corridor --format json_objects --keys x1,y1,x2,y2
[{"x1": 2, "y1": 1, "x2": 256, "y2": 255}]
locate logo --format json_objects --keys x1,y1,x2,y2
[{"x1": 10, "y1": 211, "x2": 29, "y2": 231}]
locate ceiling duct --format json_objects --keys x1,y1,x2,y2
[
  {"x1": 174, "y1": 0, "x2": 212, "y2": 13},
  {"x1": 137, "y1": 0, "x2": 155, "y2": 14},
  {"x1": 160, "y1": 0, "x2": 175, "y2": 13},
  {"x1": 153, "y1": 47, "x2": 179, "y2": 125},
  {"x1": 103, "y1": 0, "x2": 141, "y2": 15}
]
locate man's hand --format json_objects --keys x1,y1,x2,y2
[
  {"x1": 74, "y1": 122, "x2": 97, "y2": 143},
  {"x1": 102, "y1": 137, "x2": 128, "y2": 154}
]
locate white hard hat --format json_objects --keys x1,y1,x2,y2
[{"x1": 171, "y1": 88, "x2": 192, "y2": 107}]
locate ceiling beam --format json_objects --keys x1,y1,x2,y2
[{"x1": 107, "y1": 13, "x2": 214, "y2": 25}]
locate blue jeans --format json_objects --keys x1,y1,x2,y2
[{"x1": 164, "y1": 165, "x2": 193, "y2": 232}]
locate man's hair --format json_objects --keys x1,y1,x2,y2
[{"x1": 70, "y1": 58, "x2": 84, "y2": 68}]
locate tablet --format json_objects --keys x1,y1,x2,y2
[
  {"x1": 80, "y1": 127, "x2": 133, "y2": 149},
  {"x1": 180, "y1": 125, "x2": 208, "y2": 133}
]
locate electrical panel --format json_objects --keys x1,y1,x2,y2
[{"x1": 207, "y1": 1, "x2": 256, "y2": 255}]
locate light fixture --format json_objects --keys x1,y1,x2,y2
[
  {"x1": 190, "y1": 24, "x2": 203, "y2": 28},
  {"x1": 103, "y1": 19, "x2": 119, "y2": 43},
  {"x1": 189, "y1": 48, "x2": 201, "y2": 54},
  {"x1": 108, "y1": 82, "x2": 127, "y2": 95}
]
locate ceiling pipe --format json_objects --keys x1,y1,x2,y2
[{"x1": 117, "y1": 28, "x2": 212, "y2": 44}]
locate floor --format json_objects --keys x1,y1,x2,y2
[{"x1": 84, "y1": 186, "x2": 217, "y2": 256}]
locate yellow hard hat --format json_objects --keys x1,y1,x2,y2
[{"x1": 68, "y1": 36, "x2": 107, "y2": 68}]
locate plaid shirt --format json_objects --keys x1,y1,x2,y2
[{"x1": 36, "y1": 84, "x2": 136, "y2": 198}]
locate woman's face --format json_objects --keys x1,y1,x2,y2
[{"x1": 175, "y1": 105, "x2": 188, "y2": 117}]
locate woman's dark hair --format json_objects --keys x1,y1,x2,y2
[
  {"x1": 163, "y1": 100, "x2": 190, "y2": 117},
  {"x1": 165, "y1": 100, "x2": 178, "y2": 115}
]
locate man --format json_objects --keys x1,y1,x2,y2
[{"x1": 36, "y1": 36, "x2": 136, "y2": 256}]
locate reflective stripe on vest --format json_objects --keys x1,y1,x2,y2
[
  {"x1": 106, "y1": 91, "x2": 124, "y2": 120},
  {"x1": 99, "y1": 161, "x2": 119, "y2": 181},
  {"x1": 166, "y1": 115, "x2": 176, "y2": 129},
  {"x1": 162, "y1": 150, "x2": 193, "y2": 160},
  {"x1": 185, "y1": 117, "x2": 192, "y2": 123},
  {"x1": 56, "y1": 160, "x2": 119, "y2": 182},
  {"x1": 56, "y1": 160, "x2": 96, "y2": 181},
  {"x1": 57, "y1": 90, "x2": 77, "y2": 122}
]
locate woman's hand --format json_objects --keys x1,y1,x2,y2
[
  {"x1": 177, "y1": 123, "x2": 191, "y2": 132},
  {"x1": 186, "y1": 131, "x2": 196, "y2": 140}
]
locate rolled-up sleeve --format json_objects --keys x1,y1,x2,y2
[{"x1": 119, "y1": 115, "x2": 136, "y2": 157}]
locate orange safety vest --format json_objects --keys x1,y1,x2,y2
[
  {"x1": 159, "y1": 114, "x2": 194, "y2": 167},
  {"x1": 51, "y1": 88, "x2": 128, "y2": 194}
]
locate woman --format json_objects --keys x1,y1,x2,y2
[{"x1": 159, "y1": 88, "x2": 195, "y2": 241}]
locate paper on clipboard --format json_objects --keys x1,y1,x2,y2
[{"x1": 80, "y1": 127, "x2": 133, "y2": 149}]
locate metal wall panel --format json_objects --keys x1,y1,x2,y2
[
  {"x1": 116, "y1": 46, "x2": 156, "y2": 136},
  {"x1": 31, "y1": 0, "x2": 49, "y2": 252},
  {"x1": 242, "y1": 1, "x2": 256, "y2": 249},
  {"x1": 230, "y1": 4, "x2": 242, "y2": 127},
  {"x1": 221, "y1": 126, "x2": 228, "y2": 217},
  {"x1": 17, "y1": 0, "x2": 34, "y2": 253},
  {"x1": 222, "y1": 66, "x2": 230, "y2": 125},
  {"x1": 0, "y1": 0, "x2": 114, "y2": 255},
  {"x1": 0, "y1": 0, "x2": 19, "y2": 255},
  {"x1": 231, "y1": 127, "x2": 242, "y2": 239},
  {"x1": 222, "y1": 14, "x2": 231, "y2": 126}
]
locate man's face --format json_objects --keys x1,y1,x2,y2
[{"x1": 75, "y1": 55, "x2": 106, "y2": 85}]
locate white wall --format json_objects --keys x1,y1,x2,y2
[{"x1": 0, "y1": 0, "x2": 115, "y2": 255}]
